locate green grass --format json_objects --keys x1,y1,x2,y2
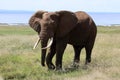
[
  {"x1": 0, "y1": 26, "x2": 120, "y2": 80},
  {"x1": 0, "y1": 26, "x2": 36, "y2": 35}
]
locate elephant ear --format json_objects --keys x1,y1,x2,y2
[
  {"x1": 56, "y1": 11, "x2": 78, "y2": 37},
  {"x1": 29, "y1": 10, "x2": 47, "y2": 33}
]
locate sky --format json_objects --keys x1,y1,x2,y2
[{"x1": 0, "y1": 0, "x2": 120, "y2": 12}]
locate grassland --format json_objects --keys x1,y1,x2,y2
[{"x1": 0, "y1": 26, "x2": 120, "y2": 80}]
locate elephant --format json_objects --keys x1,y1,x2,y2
[{"x1": 29, "y1": 10, "x2": 97, "y2": 70}]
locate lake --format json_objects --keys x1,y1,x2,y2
[{"x1": 0, "y1": 11, "x2": 120, "y2": 26}]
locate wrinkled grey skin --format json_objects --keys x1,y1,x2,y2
[{"x1": 29, "y1": 10, "x2": 97, "y2": 70}]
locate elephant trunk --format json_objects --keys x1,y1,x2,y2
[
  {"x1": 39, "y1": 24, "x2": 54, "y2": 66},
  {"x1": 41, "y1": 37, "x2": 53, "y2": 66},
  {"x1": 40, "y1": 27, "x2": 51, "y2": 66},
  {"x1": 40, "y1": 37, "x2": 48, "y2": 66}
]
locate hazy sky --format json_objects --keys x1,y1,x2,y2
[{"x1": 0, "y1": 0, "x2": 120, "y2": 12}]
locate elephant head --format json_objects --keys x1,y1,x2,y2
[
  {"x1": 29, "y1": 10, "x2": 78, "y2": 66},
  {"x1": 29, "y1": 10, "x2": 47, "y2": 33}
]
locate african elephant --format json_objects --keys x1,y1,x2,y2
[{"x1": 29, "y1": 10, "x2": 97, "y2": 70}]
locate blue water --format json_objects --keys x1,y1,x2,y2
[
  {"x1": 0, "y1": 11, "x2": 120, "y2": 25},
  {"x1": 88, "y1": 12, "x2": 120, "y2": 25},
  {"x1": 0, "y1": 12, "x2": 33, "y2": 24}
]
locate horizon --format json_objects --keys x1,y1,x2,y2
[
  {"x1": 0, "y1": 10, "x2": 120, "y2": 26},
  {"x1": 1, "y1": 22, "x2": 120, "y2": 27}
]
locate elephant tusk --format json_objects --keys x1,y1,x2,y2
[
  {"x1": 42, "y1": 38, "x2": 53, "y2": 50},
  {"x1": 33, "y1": 37, "x2": 40, "y2": 49}
]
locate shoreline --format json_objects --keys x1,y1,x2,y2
[{"x1": 0, "y1": 23, "x2": 120, "y2": 27}]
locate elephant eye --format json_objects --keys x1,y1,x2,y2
[{"x1": 50, "y1": 15, "x2": 57, "y2": 20}]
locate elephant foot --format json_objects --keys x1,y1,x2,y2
[
  {"x1": 55, "y1": 64, "x2": 62, "y2": 71},
  {"x1": 85, "y1": 59, "x2": 91, "y2": 65},
  {"x1": 47, "y1": 63, "x2": 55, "y2": 70},
  {"x1": 56, "y1": 69, "x2": 66, "y2": 73},
  {"x1": 70, "y1": 62, "x2": 79, "y2": 69},
  {"x1": 55, "y1": 68, "x2": 66, "y2": 73},
  {"x1": 64, "y1": 62, "x2": 79, "y2": 72}
]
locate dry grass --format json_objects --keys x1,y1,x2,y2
[{"x1": 65, "y1": 70, "x2": 111, "y2": 80}]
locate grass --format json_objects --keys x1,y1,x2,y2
[{"x1": 0, "y1": 25, "x2": 120, "y2": 80}]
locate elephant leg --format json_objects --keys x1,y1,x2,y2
[
  {"x1": 85, "y1": 47, "x2": 92, "y2": 64},
  {"x1": 73, "y1": 45, "x2": 82, "y2": 63},
  {"x1": 85, "y1": 37, "x2": 95, "y2": 65},
  {"x1": 72, "y1": 45, "x2": 82, "y2": 67},
  {"x1": 55, "y1": 39, "x2": 67, "y2": 70},
  {"x1": 46, "y1": 41, "x2": 56, "y2": 70}
]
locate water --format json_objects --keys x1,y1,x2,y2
[
  {"x1": 88, "y1": 12, "x2": 120, "y2": 26},
  {"x1": 0, "y1": 11, "x2": 120, "y2": 26},
  {"x1": 0, "y1": 12, "x2": 33, "y2": 24}
]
